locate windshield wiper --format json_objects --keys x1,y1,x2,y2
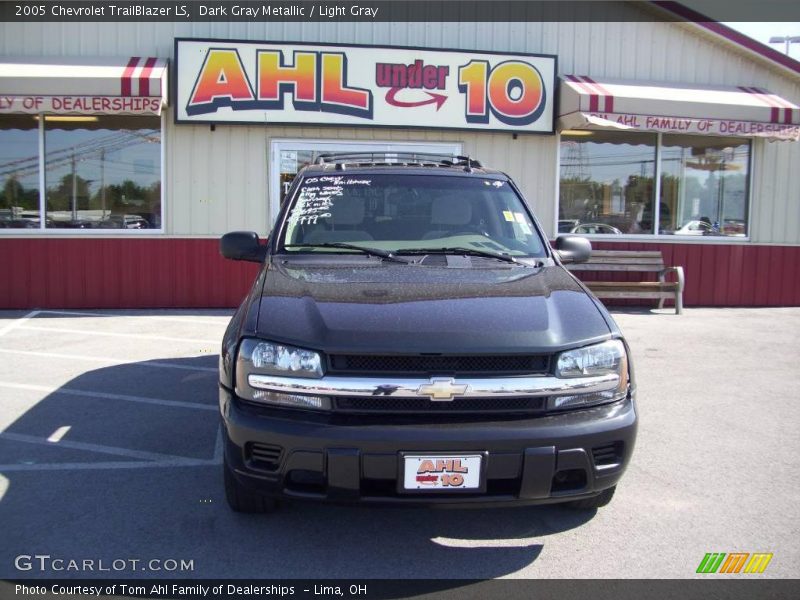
[
  {"x1": 284, "y1": 242, "x2": 410, "y2": 264},
  {"x1": 396, "y1": 246, "x2": 518, "y2": 264}
]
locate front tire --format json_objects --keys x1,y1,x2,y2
[
  {"x1": 224, "y1": 462, "x2": 278, "y2": 513},
  {"x1": 564, "y1": 485, "x2": 616, "y2": 509}
]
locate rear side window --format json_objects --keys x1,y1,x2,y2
[{"x1": 280, "y1": 174, "x2": 546, "y2": 257}]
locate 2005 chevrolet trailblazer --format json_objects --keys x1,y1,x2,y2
[{"x1": 218, "y1": 153, "x2": 637, "y2": 512}]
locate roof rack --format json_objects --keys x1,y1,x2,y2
[{"x1": 313, "y1": 152, "x2": 483, "y2": 172}]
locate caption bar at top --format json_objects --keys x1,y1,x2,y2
[{"x1": 5, "y1": 1, "x2": 800, "y2": 23}]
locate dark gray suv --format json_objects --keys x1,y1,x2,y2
[{"x1": 218, "y1": 153, "x2": 637, "y2": 512}]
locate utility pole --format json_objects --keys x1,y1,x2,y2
[
  {"x1": 769, "y1": 35, "x2": 800, "y2": 56},
  {"x1": 100, "y1": 148, "x2": 106, "y2": 219},
  {"x1": 71, "y1": 150, "x2": 77, "y2": 222}
]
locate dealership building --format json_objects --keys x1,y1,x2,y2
[{"x1": 1, "y1": 3, "x2": 799, "y2": 309}]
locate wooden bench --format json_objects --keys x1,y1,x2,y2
[{"x1": 567, "y1": 250, "x2": 685, "y2": 314}]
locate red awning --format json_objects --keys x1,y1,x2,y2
[
  {"x1": 0, "y1": 56, "x2": 168, "y2": 116},
  {"x1": 558, "y1": 75, "x2": 800, "y2": 141}
]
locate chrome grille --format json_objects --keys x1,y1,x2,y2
[{"x1": 328, "y1": 354, "x2": 549, "y2": 375}]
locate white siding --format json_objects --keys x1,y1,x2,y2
[
  {"x1": 164, "y1": 120, "x2": 555, "y2": 237},
  {"x1": 2, "y1": 14, "x2": 799, "y2": 242}
]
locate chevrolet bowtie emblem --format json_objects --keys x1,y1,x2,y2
[{"x1": 417, "y1": 378, "x2": 469, "y2": 401}]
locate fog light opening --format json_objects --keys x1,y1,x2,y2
[
  {"x1": 551, "y1": 469, "x2": 587, "y2": 493},
  {"x1": 286, "y1": 469, "x2": 327, "y2": 494}
]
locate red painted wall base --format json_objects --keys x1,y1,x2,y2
[
  {"x1": 1, "y1": 238, "x2": 798, "y2": 309},
  {"x1": 1, "y1": 238, "x2": 259, "y2": 309}
]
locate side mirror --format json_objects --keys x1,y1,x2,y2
[
  {"x1": 220, "y1": 231, "x2": 267, "y2": 263},
  {"x1": 555, "y1": 235, "x2": 592, "y2": 264}
]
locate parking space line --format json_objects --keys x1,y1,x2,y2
[
  {"x1": 0, "y1": 310, "x2": 41, "y2": 338},
  {"x1": 431, "y1": 538, "x2": 540, "y2": 548},
  {"x1": 213, "y1": 424, "x2": 223, "y2": 462},
  {"x1": 46, "y1": 426, "x2": 71, "y2": 443},
  {"x1": 1, "y1": 431, "x2": 204, "y2": 463},
  {"x1": 0, "y1": 381, "x2": 217, "y2": 411},
  {"x1": 37, "y1": 309, "x2": 230, "y2": 326},
  {"x1": 0, "y1": 348, "x2": 217, "y2": 373},
  {"x1": 16, "y1": 325, "x2": 217, "y2": 345}
]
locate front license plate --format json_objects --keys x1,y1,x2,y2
[{"x1": 401, "y1": 454, "x2": 484, "y2": 492}]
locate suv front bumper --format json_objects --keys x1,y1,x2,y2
[{"x1": 219, "y1": 385, "x2": 637, "y2": 507}]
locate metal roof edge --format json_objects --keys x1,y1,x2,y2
[{"x1": 648, "y1": 1, "x2": 800, "y2": 82}]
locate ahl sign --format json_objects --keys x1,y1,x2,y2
[{"x1": 175, "y1": 39, "x2": 556, "y2": 133}]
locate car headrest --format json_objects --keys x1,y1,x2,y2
[
  {"x1": 331, "y1": 196, "x2": 365, "y2": 226},
  {"x1": 431, "y1": 194, "x2": 472, "y2": 226}
]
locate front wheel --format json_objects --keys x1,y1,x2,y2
[
  {"x1": 223, "y1": 462, "x2": 278, "y2": 513},
  {"x1": 564, "y1": 485, "x2": 616, "y2": 509}
]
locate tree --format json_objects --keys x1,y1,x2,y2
[
  {"x1": 2, "y1": 176, "x2": 24, "y2": 209},
  {"x1": 47, "y1": 173, "x2": 92, "y2": 212},
  {"x1": 2, "y1": 176, "x2": 38, "y2": 210}
]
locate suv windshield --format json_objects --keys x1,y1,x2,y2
[{"x1": 279, "y1": 173, "x2": 547, "y2": 257}]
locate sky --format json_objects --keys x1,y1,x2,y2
[{"x1": 723, "y1": 22, "x2": 800, "y2": 60}]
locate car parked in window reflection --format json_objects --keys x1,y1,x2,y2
[
  {"x1": 570, "y1": 223, "x2": 623, "y2": 235},
  {"x1": 558, "y1": 219, "x2": 580, "y2": 233},
  {"x1": 722, "y1": 220, "x2": 746, "y2": 236},
  {"x1": 98, "y1": 215, "x2": 150, "y2": 229},
  {"x1": 49, "y1": 219, "x2": 95, "y2": 229},
  {"x1": 674, "y1": 220, "x2": 714, "y2": 236},
  {"x1": 0, "y1": 218, "x2": 53, "y2": 228}
]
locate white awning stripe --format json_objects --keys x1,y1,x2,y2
[
  {"x1": 565, "y1": 75, "x2": 615, "y2": 113},
  {"x1": 128, "y1": 58, "x2": 147, "y2": 97},
  {"x1": 738, "y1": 86, "x2": 794, "y2": 124},
  {"x1": 139, "y1": 57, "x2": 162, "y2": 97}
]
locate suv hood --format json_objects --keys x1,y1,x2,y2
[{"x1": 253, "y1": 260, "x2": 612, "y2": 354}]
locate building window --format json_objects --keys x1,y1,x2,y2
[
  {"x1": 0, "y1": 115, "x2": 162, "y2": 231},
  {"x1": 660, "y1": 135, "x2": 749, "y2": 237},
  {"x1": 0, "y1": 116, "x2": 40, "y2": 229},
  {"x1": 559, "y1": 130, "x2": 750, "y2": 238},
  {"x1": 559, "y1": 131, "x2": 657, "y2": 235}
]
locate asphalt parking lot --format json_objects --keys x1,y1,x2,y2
[{"x1": 0, "y1": 307, "x2": 797, "y2": 579}]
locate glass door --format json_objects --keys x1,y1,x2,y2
[{"x1": 269, "y1": 139, "x2": 463, "y2": 225}]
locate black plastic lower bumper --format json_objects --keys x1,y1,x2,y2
[{"x1": 219, "y1": 385, "x2": 637, "y2": 507}]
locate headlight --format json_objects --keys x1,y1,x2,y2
[
  {"x1": 242, "y1": 339, "x2": 323, "y2": 377},
  {"x1": 235, "y1": 339, "x2": 330, "y2": 410},
  {"x1": 556, "y1": 339, "x2": 625, "y2": 378},
  {"x1": 549, "y1": 339, "x2": 628, "y2": 410}
]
